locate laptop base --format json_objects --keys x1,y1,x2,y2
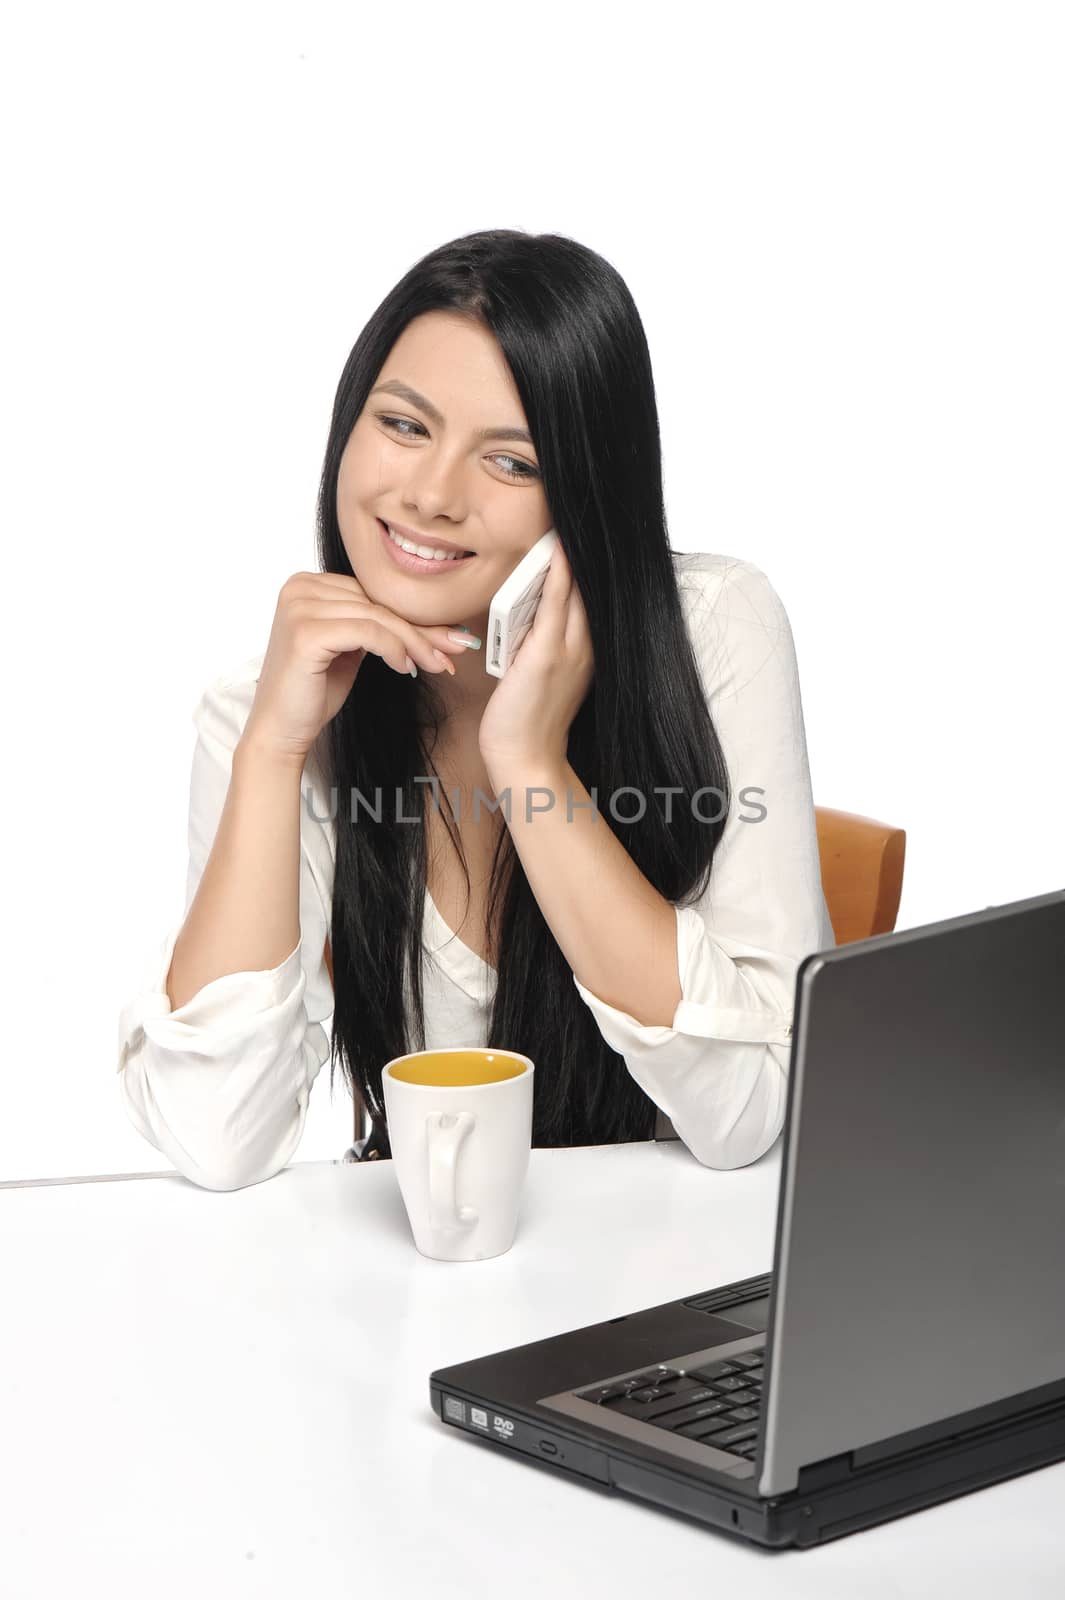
[
  {"x1": 430, "y1": 1273, "x2": 1065, "y2": 1549},
  {"x1": 431, "y1": 1370, "x2": 1065, "y2": 1548}
]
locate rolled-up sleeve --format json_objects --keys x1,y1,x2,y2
[
  {"x1": 116, "y1": 666, "x2": 333, "y2": 1192},
  {"x1": 573, "y1": 559, "x2": 834, "y2": 1169}
]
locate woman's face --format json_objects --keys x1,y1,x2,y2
[{"x1": 337, "y1": 310, "x2": 552, "y2": 636}]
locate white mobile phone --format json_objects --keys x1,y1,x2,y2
[{"x1": 485, "y1": 528, "x2": 560, "y2": 678}]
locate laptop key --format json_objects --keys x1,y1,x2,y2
[
  {"x1": 686, "y1": 1360, "x2": 742, "y2": 1382},
  {"x1": 625, "y1": 1385, "x2": 675, "y2": 1403},
  {"x1": 728, "y1": 1353, "x2": 763, "y2": 1370},
  {"x1": 708, "y1": 1374, "x2": 750, "y2": 1392},
  {"x1": 651, "y1": 1398, "x2": 731, "y2": 1430},
  {"x1": 678, "y1": 1415, "x2": 736, "y2": 1439},
  {"x1": 718, "y1": 1387, "x2": 759, "y2": 1407},
  {"x1": 726, "y1": 1406, "x2": 759, "y2": 1422},
  {"x1": 579, "y1": 1384, "x2": 631, "y2": 1405},
  {"x1": 617, "y1": 1386, "x2": 720, "y2": 1421},
  {"x1": 654, "y1": 1384, "x2": 719, "y2": 1408},
  {"x1": 714, "y1": 1424, "x2": 760, "y2": 1448}
]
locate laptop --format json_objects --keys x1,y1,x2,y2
[{"x1": 430, "y1": 889, "x2": 1065, "y2": 1549}]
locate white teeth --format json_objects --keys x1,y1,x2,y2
[{"x1": 385, "y1": 524, "x2": 467, "y2": 562}]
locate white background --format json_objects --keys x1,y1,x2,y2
[{"x1": 2, "y1": 1, "x2": 1061, "y2": 1183}]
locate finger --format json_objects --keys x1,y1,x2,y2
[
  {"x1": 295, "y1": 577, "x2": 471, "y2": 650},
  {"x1": 563, "y1": 584, "x2": 590, "y2": 654},
  {"x1": 298, "y1": 607, "x2": 456, "y2": 674},
  {"x1": 532, "y1": 547, "x2": 574, "y2": 651},
  {"x1": 294, "y1": 570, "x2": 369, "y2": 595}
]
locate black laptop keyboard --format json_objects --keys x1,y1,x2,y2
[{"x1": 574, "y1": 1353, "x2": 764, "y2": 1460}]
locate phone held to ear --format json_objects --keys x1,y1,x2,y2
[{"x1": 485, "y1": 529, "x2": 560, "y2": 678}]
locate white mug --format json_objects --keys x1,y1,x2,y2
[{"x1": 381, "y1": 1047, "x2": 535, "y2": 1262}]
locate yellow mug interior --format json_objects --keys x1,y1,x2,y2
[{"x1": 386, "y1": 1049, "x2": 529, "y2": 1088}]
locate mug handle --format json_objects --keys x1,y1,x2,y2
[{"x1": 426, "y1": 1111, "x2": 479, "y2": 1231}]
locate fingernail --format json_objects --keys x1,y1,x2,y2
[
  {"x1": 433, "y1": 650, "x2": 457, "y2": 675},
  {"x1": 405, "y1": 655, "x2": 418, "y2": 677},
  {"x1": 447, "y1": 630, "x2": 481, "y2": 649}
]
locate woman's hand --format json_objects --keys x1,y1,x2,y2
[
  {"x1": 477, "y1": 541, "x2": 595, "y2": 776},
  {"x1": 240, "y1": 571, "x2": 469, "y2": 769}
]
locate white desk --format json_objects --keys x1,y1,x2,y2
[{"x1": 1, "y1": 1143, "x2": 1062, "y2": 1596}]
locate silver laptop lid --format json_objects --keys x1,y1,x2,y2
[{"x1": 759, "y1": 889, "x2": 1065, "y2": 1498}]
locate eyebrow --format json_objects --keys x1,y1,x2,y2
[{"x1": 369, "y1": 379, "x2": 535, "y2": 445}]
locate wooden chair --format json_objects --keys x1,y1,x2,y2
[{"x1": 814, "y1": 805, "x2": 906, "y2": 944}]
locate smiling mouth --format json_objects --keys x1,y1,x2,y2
[{"x1": 378, "y1": 519, "x2": 477, "y2": 565}]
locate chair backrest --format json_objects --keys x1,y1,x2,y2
[{"x1": 815, "y1": 805, "x2": 906, "y2": 944}]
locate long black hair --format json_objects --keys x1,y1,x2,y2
[{"x1": 315, "y1": 228, "x2": 731, "y2": 1153}]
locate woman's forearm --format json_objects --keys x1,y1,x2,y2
[
  {"x1": 165, "y1": 737, "x2": 305, "y2": 1012},
  {"x1": 484, "y1": 757, "x2": 682, "y2": 1028}
]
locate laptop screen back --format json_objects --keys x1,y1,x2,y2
[{"x1": 759, "y1": 890, "x2": 1065, "y2": 1498}]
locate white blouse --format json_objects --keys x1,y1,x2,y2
[{"x1": 116, "y1": 552, "x2": 835, "y2": 1191}]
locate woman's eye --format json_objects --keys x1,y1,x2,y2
[
  {"x1": 494, "y1": 453, "x2": 539, "y2": 480},
  {"x1": 380, "y1": 415, "x2": 422, "y2": 439},
  {"x1": 378, "y1": 415, "x2": 540, "y2": 481}
]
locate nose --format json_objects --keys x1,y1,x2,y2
[{"x1": 401, "y1": 442, "x2": 469, "y2": 525}]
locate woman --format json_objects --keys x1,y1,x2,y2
[{"x1": 117, "y1": 228, "x2": 833, "y2": 1191}]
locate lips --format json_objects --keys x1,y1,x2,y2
[
  {"x1": 384, "y1": 519, "x2": 474, "y2": 557},
  {"x1": 377, "y1": 519, "x2": 477, "y2": 575}
]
